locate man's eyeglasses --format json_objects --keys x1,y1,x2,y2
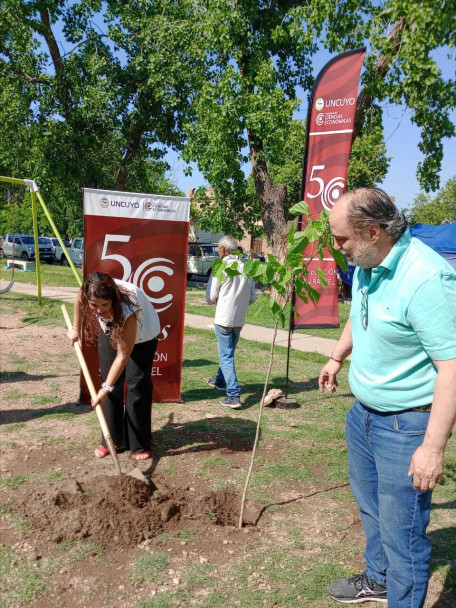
[{"x1": 360, "y1": 287, "x2": 368, "y2": 329}]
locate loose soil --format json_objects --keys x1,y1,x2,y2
[
  {"x1": 0, "y1": 311, "x2": 453, "y2": 607},
  {"x1": 17, "y1": 476, "x2": 240, "y2": 550}
]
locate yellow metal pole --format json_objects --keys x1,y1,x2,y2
[
  {"x1": 0, "y1": 175, "x2": 82, "y2": 289},
  {"x1": 30, "y1": 191, "x2": 42, "y2": 304},
  {"x1": 35, "y1": 191, "x2": 82, "y2": 287},
  {"x1": 0, "y1": 176, "x2": 27, "y2": 186}
]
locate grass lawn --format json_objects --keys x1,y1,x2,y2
[
  {"x1": 0, "y1": 291, "x2": 73, "y2": 326},
  {"x1": 187, "y1": 288, "x2": 350, "y2": 340},
  {"x1": 1, "y1": 270, "x2": 349, "y2": 339},
  {"x1": 0, "y1": 260, "x2": 82, "y2": 288},
  {"x1": 0, "y1": 295, "x2": 454, "y2": 607}
]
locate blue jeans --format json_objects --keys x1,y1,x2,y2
[
  {"x1": 346, "y1": 400, "x2": 432, "y2": 608},
  {"x1": 214, "y1": 325, "x2": 241, "y2": 398}
]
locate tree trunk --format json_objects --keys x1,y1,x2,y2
[
  {"x1": 39, "y1": 10, "x2": 72, "y2": 115},
  {"x1": 353, "y1": 18, "x2": 407, "y2": 140},
  {"x1": 114, "y1": 126, "x2": 144, "y2": 191},
  {"x1": 248, "y1": 129, "x2": 288, "y2": 260},
  {"x1": 238, "y1": 318, "x2": 279, "y2": 528}
]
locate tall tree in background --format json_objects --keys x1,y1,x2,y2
[
  {"x1": 1, "y1": 1, "x2": 454, "y2": 246},
  {"x1": 0, "y1": 0, "x2": 188, "y2": 236},
  {"x1": 179, "y1": 0, "x2": 455, "y2": 256},
  {"x1": 408, "y1": 177, "x2": 456, "y2": 225}
]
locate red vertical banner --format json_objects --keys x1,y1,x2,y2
[
  {"x1": 82, "y1": 188, "x2": 190, "y2": 402},
  {"x1": 293, "y1": 48, "x2": 365, "y2": 328}
]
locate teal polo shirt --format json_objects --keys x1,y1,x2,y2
[{"x1": 349, "y1": 228, "x2": 456, "y2": 412}]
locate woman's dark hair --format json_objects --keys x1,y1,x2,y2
[
  {"x1": 80, "y1": 272, "x2": 136, "y2": 345},
  {"x1": 347, "y1": 187, "x2": 407, "y2": 240}
]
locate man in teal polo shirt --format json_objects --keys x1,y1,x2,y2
[{"x1": 318, "y1": 188, "x2": 456, "y2": 607}]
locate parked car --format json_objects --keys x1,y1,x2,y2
[
  {"x1": 0, "y1": 235, "x2": 4, "y2": 258},
  {"x1": 44, "y1": 237, "x2": 71, "y2": 263},
  {"x1": 58, "y1": 237, "x2": 83, "y2": 267},
  {"x1": 187, "y1": 243, "x2": 218, "y2": 278},
  {"x1": 2, "y1": 233, "x2": 54, "y2": 262}
]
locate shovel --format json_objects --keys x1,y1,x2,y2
[{"x1": 61, "y1": 304, "x2": 149, "y2": 484}]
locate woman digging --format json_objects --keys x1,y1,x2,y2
[{"x1": 69, "y1": 272, "x2": 160, "y2": 461}]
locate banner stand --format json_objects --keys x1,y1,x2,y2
[
  {"x1": 82, "y1": 188, "x2": 190, "y2": 403},
  {"x1": 284, "y1": 47, "x2": 365, "y2": 391},
  {"x1": 292, "y1": 47, "x2": 365, "y2": 330}
]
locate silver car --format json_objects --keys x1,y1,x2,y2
[
  {"x1": 2, "y1": 234, "x2": 54, "y2": 262},
  {"x1": 44, "y1": 237, "x2": 71, "y2": 263},
  {"x1": 59, "y1": 237, "x2": 83, "y2": 267}
]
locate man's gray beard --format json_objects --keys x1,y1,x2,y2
[{"x1": 343, "y1": 240, "x2": 378, "y2": 269}]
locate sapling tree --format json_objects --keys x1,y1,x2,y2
[{"x1": 211, "y1": 202, "x2": 345, "y2": 528}]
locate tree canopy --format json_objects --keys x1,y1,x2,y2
[
  {"x1": 1, "y1": 1, "x2": 454, "y2": 247},
  {"x1": 407, "y1": 177, "x2": 456, "y2": 225},
  {"x1": 0, "y1": 0, "x2": 185, "y2": 236},
  {"x1": 179, "y1": 0, "x2": 455, "y2": 254}
]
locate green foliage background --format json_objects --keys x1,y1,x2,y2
[
  {"x1": 0, "y1": 1, "x2": 454, "y2": 241},
  {"x1": 407, "y1": 177, "x2": 456, "y2": 225}
]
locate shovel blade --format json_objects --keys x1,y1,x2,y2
[{"x1": 127, "y1": 467, "x2": 149, "y2": 484}]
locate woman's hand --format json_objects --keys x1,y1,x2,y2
[
  {"x1": 91, "y1": 387, "x2": 110, "y2": 409},
  {"x1": 67, "y1": 328, "x2": 80, "y2": 346}
]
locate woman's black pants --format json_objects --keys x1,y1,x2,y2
[{"x1": 98, "y1": 331, "x2": 157, "y2": 454}]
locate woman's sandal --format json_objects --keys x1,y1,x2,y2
[
  {"x1": 94, "y1": 445, "x2": 110, "y2": 459},
  {"x1": 132, "y1": 451, "x2": 151, "y2": 461}
]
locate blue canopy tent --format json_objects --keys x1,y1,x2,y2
[
  {"x1": 337, "y1": 222, "x2": 456, "y2": 288},
  {"x1": 409, "y1": 223, "x2": 456, "y2": 270}
]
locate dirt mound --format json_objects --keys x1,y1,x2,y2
[
  {"x1": 205, "y1": 487, "x2": 239, "y2": 526},
  {"x1": 17, "y1": 475, "x2": 240, "y2": 549}
]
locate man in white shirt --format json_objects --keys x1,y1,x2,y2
[{"x1": 206, "y1": 235, "x2": 256, "y2": 408}]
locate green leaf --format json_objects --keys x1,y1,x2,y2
[
  {"x1": 212, "y1": 258, "x2": 223, "y2": 274},
  {"x1": 332, "y1": 249, "x2": 348, "y2": 272},
  {"x1": 287, "y1": 222, "x2": 296, "y2": 244},
  {"x1": 301, "y1": 282, "x2": 321, "y2": 304},
  {"x1": 270, "y1": 280, "x2": 286, "y2": 296},
  {"x1": 316, "y1": 268, "x2": 327, "y2": 288},
  {"x1": 287, "y1": 232, "x2": 309, "y2": 255},
  {"x1": 265, "y1": 264, "x2": 276, "y2": 282},
  {"x1": 225, "y1": 265, "x2": 241, "y2": 278},
  {"x1": 270, "y1": 299, "x2": 281, "y2": 318},
  {"x1": 289, "y1": 201, "x2": 309, "y2": 216}
]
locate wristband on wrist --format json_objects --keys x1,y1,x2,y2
[
  {"x1": 101, "y1": 382, "x2": 114, "y2": 393},
  {"x1": 330, "y1": 356, "x2": 343, "y2": 364}
]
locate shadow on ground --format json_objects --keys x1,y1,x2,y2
[
  {"x1": 0, "y1": 371, "x2": 60, "y2": 384},
  {"x1": 0, "y1": 402, "x2": 89, "y2": 425},
  {"x1": 181, "y1": 375, "x2": 353, "y2": 409},
  {"x1": 182, "y1": 358, "x2": 215, "y2": 368},
  {"x1": 146, "y1": 412, "x2": 256, "y2": 476}
]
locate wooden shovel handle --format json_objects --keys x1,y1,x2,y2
[{"x1": 62, "y1": 304, "x2": 122, "y2": 475}]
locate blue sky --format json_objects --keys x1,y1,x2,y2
[{"x1": 165, "y1": 48, "x2": 455, "y2": 210}]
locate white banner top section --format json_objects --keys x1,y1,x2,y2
[{"x1": 83, "y1": 188, "x2": 190, "y2": 223}]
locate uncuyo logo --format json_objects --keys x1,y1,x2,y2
[
  {"x1": 100, "y1": 197, "x2": 109, "y2": 209},
  {"x1": 315, "y1": 97, "x2": 324, "y2": 111}
]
